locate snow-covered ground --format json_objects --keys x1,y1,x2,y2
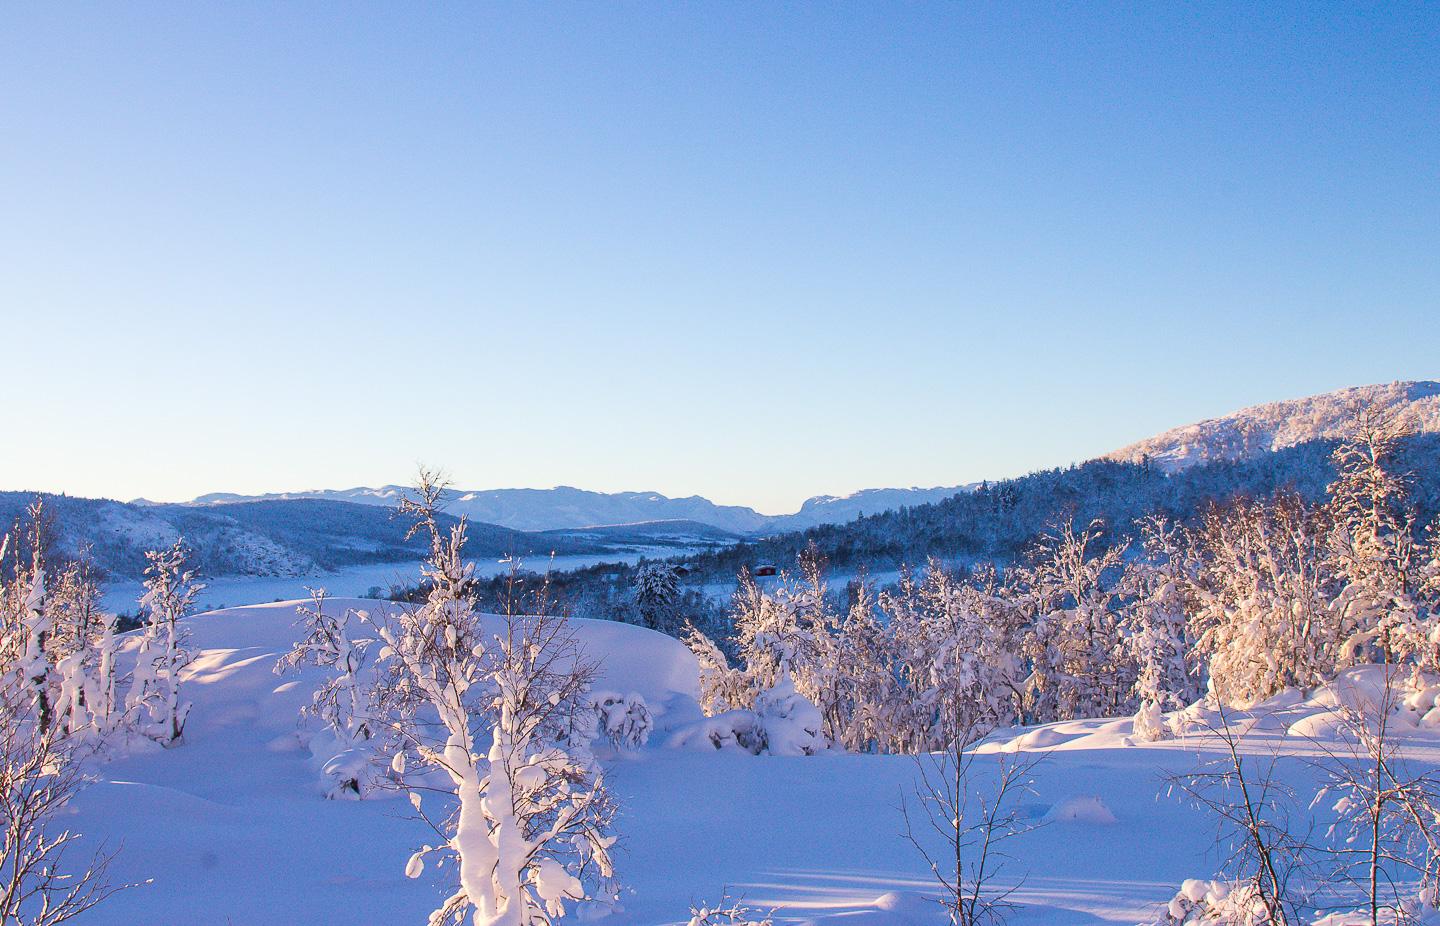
[{"x1": 65, "y1": 597, "x2": 1440, "y2": 926}]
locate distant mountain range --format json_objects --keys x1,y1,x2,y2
[{"x1": 169, "y1": 483, "x2": 981, "y2": 535}]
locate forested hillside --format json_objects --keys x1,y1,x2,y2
[
  {"x1": 506, "y1": 433, "x2": 1440, "y2": 619},
  {"x1": 699, "y1": 432, "x2": 1440, "y2": 574}
]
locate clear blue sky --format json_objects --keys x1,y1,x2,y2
[{"x1": 2, "y1": 3, "x2": 1437, "y2": 514}]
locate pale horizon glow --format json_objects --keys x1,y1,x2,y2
[{"x1": 2, "y1": 5, "x2": 1437, "y2": 513}]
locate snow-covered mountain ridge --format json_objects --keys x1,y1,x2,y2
[{"x1": 1105, "y1": 380, "x2": 1440, "y2": 473}]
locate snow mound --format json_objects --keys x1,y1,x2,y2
[
  {"x1": 182, "y1": 597, "x2": 700, "y2": 707},
  {"x1": 1042, "y1": 795, "x2": 1117, "y2": 824},
  {"x1": 795, "y1": 891, "x2": 940, "y2": 924},
  {"x1": 982, "y1": 666, "x2": 1440, "y2": 756}
]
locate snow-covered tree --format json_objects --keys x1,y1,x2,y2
[
  {"x1": 684, "y1": 624, "x2": 755, "y2": 716},
  {"x1": 632, "y1": 563, "x2": 679, "y2": 632},
  {"x1": 1123, "y1": 516, "x2": 1201, "y2": 738},
  {"x1": 380, "y1": 473, "x2": 618, "y2": 925},
  {"x1": 1190, "y1": 495, "x2": 1336, "y2": 705},
  {"x1": 0, "y1": 507, "x2": 58, "y2": 732},
  {"x1": 1320, "y1": 415, "x2": 1440, "y2": 686},
  {"x1": 1328, "y1": 415, "x2": 1416, "y2": 590},
  {"x1": 1017, "y1": 519, "x2": 1130, "y2": 723},
  {"x1": 81, "y1": 609, "x2": 122, "y2": 739},
  {"x1": 675, "y1": 556, "x2": 831, "y2": 756},
  {"x1": 1406, "y1": 517, "x2": 1440, "y2": 676},
  {"x1": 127, "y1": 540, "x2": 202, "y2": 745},
  {"x1": 821, "y1": 579, "x2": 904, "y2": 754},
  {"x1": 882, "y1": 561, "x2": 1025, "y2": 751},
  {"x1": 0, "y1": 527, "x2": 128, "y2": 923},
  {"x1": 15, "y1": 554, "x2": 52, "y2": 731},
  {"x1": 277, "y1": 588, "x2": 374, "y2": 740},
  {"x1": 729, "y1": 567, "x2": 814, "y2": 694},
  {"x1": 724, "y1": 557, "x2": 829, "y2": 754},
  {"x1": 47, "y1": 566, "x2": 95, "y2": 736}
]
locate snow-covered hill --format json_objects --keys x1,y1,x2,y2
[
  {"x1": 776, "y1": 484, "x2": 981, "y2": 530},
  {"x1": 1105, "y1": 380, "x2": 1440, "y2": 473},
  {"x1": 0, "y1": 493, "x2": 609, "y2": 582}
]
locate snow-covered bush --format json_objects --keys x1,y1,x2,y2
[
  {"x1": 688, "y1": 894, "x2": 774, "y2": 926},
  {"x1": 668, "y1": 670, "x2": 825, "y2": 757},
  {"x1": 666, "y1": 709, "x2": 768, "y2": 754},
  {"x1": 275, "y1": 588, "x2": 378, "y2": 797},
  {"x1": 591, "y1": 691, "x2": 653, "y2": 750},
  {"x1": 1132, "y1": 700, "x2": 1167, "y2": 742},
  {"x1": 751, "y1": 675, "x2": 824, "y2": 756},
  {"x1": 1143, "y1": 879, "x2": 1273, "y2": 925}
]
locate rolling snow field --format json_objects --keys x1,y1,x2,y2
[{"x1": 65, "y1": 598, "x2": 1440, "y2": 925}]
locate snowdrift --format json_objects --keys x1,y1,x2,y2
[{"x1": 979, "y1": 666, "x2": 1440, "y2": 756}]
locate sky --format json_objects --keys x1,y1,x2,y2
[{"x1": 2, "y1": 3, "x2": 1438, "y2": 515}]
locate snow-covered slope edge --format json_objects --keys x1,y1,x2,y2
[{"x1": 1105, "y1": 380, "x2": 1440, "y2": 473}]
